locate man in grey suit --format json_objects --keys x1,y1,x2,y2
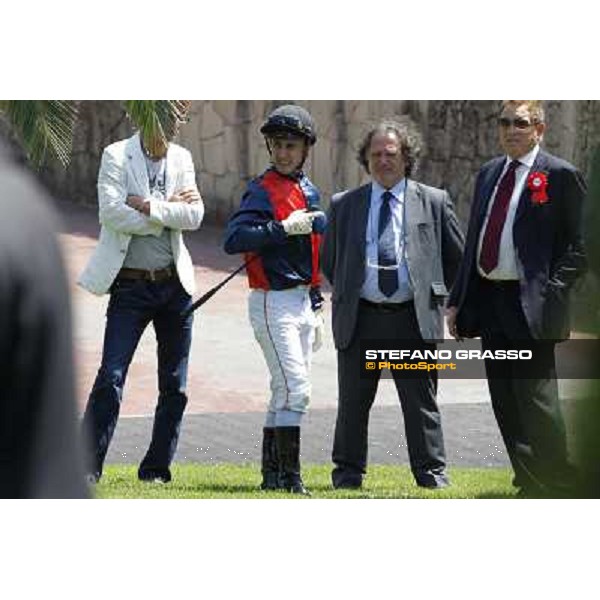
[{"x1": 321, "y1": 118, "x2": 464, "y2": 489}]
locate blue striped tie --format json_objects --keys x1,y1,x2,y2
[{"x1": 378, "y1": 191, "x2": 398, "y2": 297}]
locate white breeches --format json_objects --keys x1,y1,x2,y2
[{"x1": 248, "y1": 286, "x2": 316, "y2": 414}]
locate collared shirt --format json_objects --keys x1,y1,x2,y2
[
  {"x1": 477, "y1": 144, "x2": 540, "y2": 280},
  {"x1": 144, "y1": 154, "x2": 167, "y2": 198},
  {"x1": 360, "y1": 178, "x2": 413, "y2": 303}
]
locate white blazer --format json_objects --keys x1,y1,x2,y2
[{"x1": 78, "y1": 133, "x2": 204, "y2": 296}]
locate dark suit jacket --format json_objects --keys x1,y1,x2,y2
[
  {"x1": 321, "y1": 180, "x2": 464, "y2": 350},
  {"x1": 448, "y1": 149, "x2": 587, "y2": 341}
]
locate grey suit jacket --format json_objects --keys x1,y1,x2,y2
[{"x1": 321, "y1": 180, "x2": 465, "y2": 350}]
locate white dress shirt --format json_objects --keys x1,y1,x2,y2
[
  {"x1": 477, "y1": 144, "x2": 540, "y2": 280},
  {"x1": 360, "y1": 178, "x2": 413, "y2": 303}
]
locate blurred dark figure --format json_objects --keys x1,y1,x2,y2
[
  {"x1": 0, "y1": 138, "x2": 88, "y2": 498},
  {"x1": 572, "y1": 145, "x2": 600, "y2": 498}
]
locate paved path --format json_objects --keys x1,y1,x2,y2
[
  {"x1": 56, "y1": 200, "x2": 583, "y2": 469},
  {"x1": 104, "y1": 405, "x2": 510, "y2": 469}
]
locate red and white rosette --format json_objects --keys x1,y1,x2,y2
[{"x1": 527, "y1": 171, "x2": 549, "y2": 204}]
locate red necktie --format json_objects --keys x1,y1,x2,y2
[{"x1": 479, "y1": 160, "x2": 520, "y2": 274}]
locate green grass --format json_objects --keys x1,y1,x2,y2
[{"x1": 93, "y1": 464, "x2": 517, "y2": 499}]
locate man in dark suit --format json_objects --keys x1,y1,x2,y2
[
  {"x1": 321, "y1": 118, "x2": 464, "y2": 489},
  {"x1": 447, "y1": 100, "x2": 587, "y2": 497}
]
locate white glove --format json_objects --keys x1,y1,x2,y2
[
  {"x1": 312, "y1": 311, "x2": 325, "y2": 352},
  {"x1": 281, "y1": 209, "x2": 324, "y2": 236}
]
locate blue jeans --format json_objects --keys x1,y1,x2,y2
[{"x1": 82, "y1": 277, "x2": 193, "y2": 481}]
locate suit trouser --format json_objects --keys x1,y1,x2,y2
[
  {"x1": 479, "y1": 279, "x2": 574, "y2": 493},
  {"x1": 332, "y1": 301, "x2": 447, "y2": 486}
]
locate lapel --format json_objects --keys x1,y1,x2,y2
[
  {"x1": 353, "y1": 183, "x2": 371, "y2": 274},
  {"x1": 513, "y1": 149, "x2": 549, "y2": 225},
  {"x1": 403, "y1": 178, "x2": 420, "y2": 228},
  {"x1": 402, "y1": 179, "x2": 420, "y2": 272},
  {"x1": 476, "y1": 157, "x2": 505, "y2": 232},
  {"x1": 125, "y1": 133, "x2": 150, "y2": 196},
  {"x1": 165, "y1": 143, "x2": 178, "y2": 199}
]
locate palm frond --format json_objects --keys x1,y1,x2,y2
[
  {"x1": 0, "y1": 100, "x2": 78, "y2": 168},
  {"x1": 123, "y1": 100, "x2": 189, "y2": 143}
]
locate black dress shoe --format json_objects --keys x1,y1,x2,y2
[
  {"x1": 283, "y1": 476, "x2": 311, "y2": 496},
  {"x1": 332, "y1": 475, "x2": 363, "y2": 490},
  {"x1": 332, "y1": 467, "x2": 363, "y2": 490},
  {"x1": 333, "y1": 481, "x2": 362, "y2": 490},
  {"x1": 415, "y1": 472, "x2": 450, "y2": 489}
]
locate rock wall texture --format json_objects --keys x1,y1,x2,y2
[{"x1": 34, "y1": 100, "x2": 600, "y2": 226}]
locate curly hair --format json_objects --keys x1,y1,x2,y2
[{"x1": 357, "y1": 117, "x2": 422, "y2": 178}]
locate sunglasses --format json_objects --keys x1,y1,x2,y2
[{"x1": 497, "y1": 117, "x2": 537, "y2": 129}]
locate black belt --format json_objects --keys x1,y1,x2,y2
[
  {"x1": 359, "y1": 298, "x2": 413, "y2": 313},
  {"x1": 478, "y1": 276, "x2": 519, "y2": 290},
  {"x1": 117, "y1": 265, "x2": 176, "y2": 282}
]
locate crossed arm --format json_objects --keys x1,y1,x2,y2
[{"x1": 98, "y1": 148, "x2": 204, "y2": 235}]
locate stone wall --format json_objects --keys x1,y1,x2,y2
[{"x1": 32, "y1": 100, "x2": 600, "y2": 226}]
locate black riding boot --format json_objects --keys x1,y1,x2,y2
[
  {"x1": 260, "y1": 427, "x2": 281, "y2": 490},
  {"x1": 275, "y1": 426, "x2": 310, "y2": 496}
]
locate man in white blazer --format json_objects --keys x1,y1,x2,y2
[{"x1": 80, "y1": 104, "x2": 204, "y2": 484}]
